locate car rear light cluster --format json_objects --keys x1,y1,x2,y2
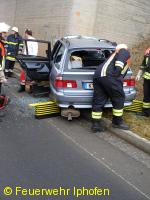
[
  {"x1": 55, "y1": 76, "x2": 77, "y2": 88},
  {"x1": 123, "y1": 78, "x2": 135, "y2": 87}
]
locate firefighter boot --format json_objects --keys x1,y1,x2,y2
[
  {"x1": 112, "y1": 123, "x2": 129, "y2": 130},
  {"x1": 136, "y1": 108, "x2": 150, "y2": 117},
  {"x1": 91, "y1": 119, "x2": 105, "y2": 133},
  {"x1": 18, "y1": 85, "x2": 25, "y2": 93},
  {"x1": 112, "y1": 116, "x2": 129, "y2": 130},
  {"x1": 8, "y1": 71, "x2": 13, "y2": 77},
  {"x1": 4, "y1": 71, "x2": 9, "y2": 78}
]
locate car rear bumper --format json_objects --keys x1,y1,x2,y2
[
  {"x1": 50, "y1": 84, "x2": 136, "y2": 108},
  {"x1": 58, "y1": 102, "x2": 133, "y2": 108}
]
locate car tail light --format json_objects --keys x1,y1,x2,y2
[
  {"x1": 54, "y1": 76, "x2": 77, "y2": 88},
  {"x1": 123, "y1": 78, "x2": 135, "y2": 87}
]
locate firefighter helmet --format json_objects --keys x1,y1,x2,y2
[
  {"x1": 116, "y1": 44, "x2": 128, "y2": 53},
  {"x1": 0, "y1": 22, "x2": 10, "y2": 33},
  {"x1": 11, "y1": 26, "x2": 19, "y2": 33}
]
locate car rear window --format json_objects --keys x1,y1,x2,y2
[{"x1": 67, "y1": 49, "x2": 114, "y2": 70}]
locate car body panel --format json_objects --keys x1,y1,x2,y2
[{"x1": 16, "y1": 39, "x2": 51, "y2": 81}]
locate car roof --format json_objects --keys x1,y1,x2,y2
[{"x1": 60, "y1": 36, "x2": 116, "y2": 50}]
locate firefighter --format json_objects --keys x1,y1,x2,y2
[
  {"x1": 91, "y1": 44, "x2": 131, "y2": 132},
  {"x1": 18, "y1": 29, "x2": 38, "y2": 92},
  {"x1": 5, "y1": 27, "x2": 23, "y2": 77},
  {"x1": 136, "y1": 48, "x2": 150, "y2": 117},
  {"x1": 0, "y1": 22, "x2": 10, "y2": 121}
]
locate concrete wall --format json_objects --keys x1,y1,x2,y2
[
  {"x1": 0, "y1": 0, "x2": 73, "y2": 42},
  {"x1": 0, "y1": 0, "x2": 16, "y2": 25},
  {"x1": 68, "y1": 0, "x2": 98, "y2": 35},
  {"x1": 0, "y1": 0, "x2": 150, "y2": 71},
  {"x1": 0, "y1": 0, "x2": 150, "y2": 46},
  {"x1": 93, "y1": 0, "x2": 150, "y2": 46},
  {"x1": 14, "y1": 0, "x2": 73, "y2": 41}
]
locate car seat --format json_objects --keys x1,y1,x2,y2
[{"x1": 68, "y1": 55, "x2": 83, "y2": 69}]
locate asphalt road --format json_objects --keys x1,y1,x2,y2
[{"x1": 0, "y1": 77, "x2": 150, "y2": 200}]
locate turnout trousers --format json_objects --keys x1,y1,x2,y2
[
  {"x1": 92, "y1": 76, "x2": 125, "y2": 124},
  {"x1": 5, "y1": 60, "x2": 15, "y2": 73},
  {"x1": 143, "y1": 78, "x2": 150, "y2": 115}
]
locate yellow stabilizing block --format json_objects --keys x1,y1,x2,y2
[
  {"x1": 124, "y1": 99, "x2": 143, "y2": 112},
  {"x1": 29, "y1": 101, "x2": 60, "y2": 118}
]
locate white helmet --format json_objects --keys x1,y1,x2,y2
[
  {"x1": 11, "y1": 26, "x2": 18, "y2": 33},
  {"x1": 116, "y1": 44, "x2": 128, "y2": 52},
  {"x1": 0, "y1": 22, "x2": 10, "y2": 33}
]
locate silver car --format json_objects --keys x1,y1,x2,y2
[
  {"x1": 50, "y1": 36, "x2": 136, "y2": 110},
  {"x1": 16, "y1": 36, "x2": 136, "y2": 119}
]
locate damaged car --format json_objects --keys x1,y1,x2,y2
[{"x1": 16, "y1": 36, "x2": 136, "y2": 120}]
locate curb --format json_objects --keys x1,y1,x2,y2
[
  {"x1": 81, "y1": 110, "x2": 150, "y2": 155},
  {"x1": 103, "y1": 118, "x2": 150, "y2": 155}
]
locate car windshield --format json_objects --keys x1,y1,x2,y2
[{"x1": 68, "y1": 49, "x2": 114, "y2": 70}]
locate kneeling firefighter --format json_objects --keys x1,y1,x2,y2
[
  {"x1": 136, "y1": 47, "x2": 150, "y2": 117},
  {"x1": 91, "y1": 44, "x2": 131, "y2": 132}
]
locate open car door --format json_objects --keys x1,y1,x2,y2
[{"x1": 16, "y1": 39, "x2": 51, "y2": 81}]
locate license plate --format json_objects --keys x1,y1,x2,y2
[{"x1": 83, "y1": 82, "x2": 93, "y2": 90}]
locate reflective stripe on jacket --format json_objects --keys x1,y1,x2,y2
[
  {"x1": 94, "y1": 49, "x2": 131, "y2": 79},
  {"x1": 141, "y1": 53, "x2": 150, "y2": 80},
  {"x1": 5, "y1": 34, "x2": 23, "y2": 60}
]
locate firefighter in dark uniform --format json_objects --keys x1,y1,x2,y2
[
  {"x1": 136, "y1": 47, "x2": 150, "y2": 117},
  {"x1": 5, "y1": 27, "x2": 23, "y2": 77},
  {"x1": 91, "y1": 44, "x2": 131, "y2": 132}
]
